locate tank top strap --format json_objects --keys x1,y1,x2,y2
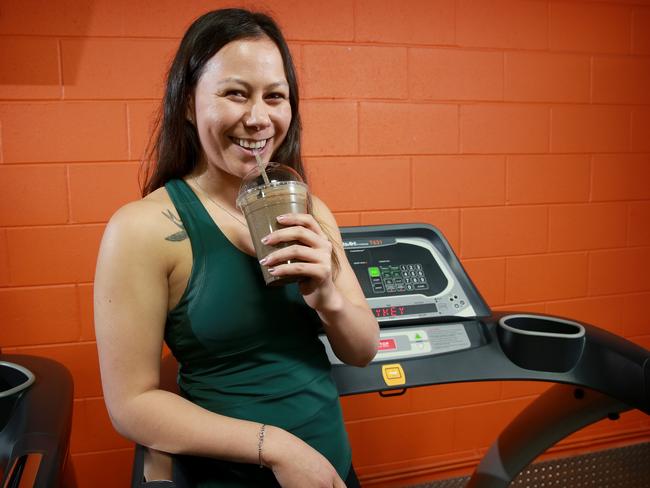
[{"x1": 164, "y1": 178, "x2": 230, "y2": 259}]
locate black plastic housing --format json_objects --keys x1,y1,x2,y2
[{"x1": 0, "y1": 355, "x2": 73, "y2": 487}]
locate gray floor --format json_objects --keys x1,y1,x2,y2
[{"x1": 408, "y1": 442, "x2": 650, "y2": 487}]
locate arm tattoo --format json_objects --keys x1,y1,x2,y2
[{"x1": 162, "y1": 209, "x2": 188, "y2": 242}]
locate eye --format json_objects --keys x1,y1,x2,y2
[
  {"x1": 224, "y1": 90, "x2": 246, "y2": 100},
  {"x1": 266, "y1": 92, "x2": 288, "y2": 103}
]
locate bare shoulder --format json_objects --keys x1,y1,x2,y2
[
  {"x1": 109, "y1": 186, "x2": 164, "y2": 220},
  {"x1": 310, "y1": 194, "x2": 342, "y2": 242},
  {"x1": 100, "y1": 187, "x2": 186, "y2": 266}
]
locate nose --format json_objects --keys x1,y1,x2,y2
[{"x1": 244, "y1": 99, "x2": 271, "y2": 130}]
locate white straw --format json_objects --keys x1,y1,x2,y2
[{"x1": 253, "y1": 149, "x2": 271, "y2": 186}]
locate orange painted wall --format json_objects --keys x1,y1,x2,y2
[{"x1": 1, "y1": 0, "x2": 650, "y2": 486}]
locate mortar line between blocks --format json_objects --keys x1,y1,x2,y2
[{"x1": 70, "y1": 446, "x2": 135, "y2": 458}]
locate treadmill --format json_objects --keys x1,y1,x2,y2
[
  {"x1": 318, "y1": 223, "x2": 650, "y2": 487},
  {"x1": 133, "y1": 223, "x2": 649, "y2": 487}
]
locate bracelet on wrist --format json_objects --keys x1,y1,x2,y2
[{"x1": 258, "y1": 424, "x2": 266, "y2": 468}]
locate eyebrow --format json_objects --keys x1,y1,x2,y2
[{"x1": 216, "y1": 77, "x2": 289, "y2": 89}]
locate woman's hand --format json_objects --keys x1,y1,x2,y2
[
  {"x1": 260, "y1": 198, "x2": 379, "y2": 367},
  {"x1": 264, "y1": 426, "x2": 347, "y2": 488},
  {"x1": 260, "y1": 213, "x2": 340, "y2": 312}
]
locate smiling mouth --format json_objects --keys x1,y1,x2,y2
[{"x1": 232, "y1": 137, "x2": 269, "y2": 150}]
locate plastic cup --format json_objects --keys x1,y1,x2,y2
[{"x1": 236, "y1": 163, "x2": 309, "y2": 286}]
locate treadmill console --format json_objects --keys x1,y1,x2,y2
[
  {"x1": 320, "y1": 224, "x2": 491, "y2": 366},
  {"x1": 344, "y1": 237, "x2": 475, "y2": 322}
]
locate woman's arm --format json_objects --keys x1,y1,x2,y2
[
  {"x1": 259, "y1": 196, "x2": 380, "y2": 367},
  {"x1": 95, "y1": 202, "x2": 262, "y2": 459},
  {"x1": 94, "y1": 202, "x2": 345, "y2": 487}
]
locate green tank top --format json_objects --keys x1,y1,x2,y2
[{"x1": 163, "y1": 179, "x2": 352, "y2": 487}]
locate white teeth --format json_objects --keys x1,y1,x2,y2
[{"x1": 234, "y1": 138, "x2": 268, "y2": 149}]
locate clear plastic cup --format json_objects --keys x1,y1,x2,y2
[{"x1": 236, "y1": 163, "x2": 309, "y2": 286}]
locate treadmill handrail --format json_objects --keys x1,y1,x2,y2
[{"x1": 0, "y1": 361, "x2": 35, "y2": 398}]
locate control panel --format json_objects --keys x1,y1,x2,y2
[
  {"x1": 319, "y1": 224, "x2": 491, "y2": 368},
  {"x1": 344, "y1": 236, "x2": 477, "y2": 323}
]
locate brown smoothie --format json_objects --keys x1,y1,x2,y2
[{"x1": 237, "y1": 180, "x2": 309, "y2": 285}]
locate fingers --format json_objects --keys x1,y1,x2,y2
[
  {"x1": 261, "y1": 244, "x2": 324, "y2": 267},
  {"x1": 261, "y1": 214, "x2": 333, "y2": 262},
  {"x1": 268, "y1": 262, "x2": 330, "y2": 282},
  {"x1": 260, "y1": 213, "x2": 334, "y2": 285},
  {"x1": 263, "y1": 226, "x2": 324, "y2": 250},
  {"x1": 263, "y1": 221, "x2": 331, "y2": 253},
  {"x1": 261, "y1": 243, "x2": 331, "y2": 280},
  {"x1": 276, "y1": 213, "x2": 327, "y2": 238},
  {"x1": 265, "y1": 251, "x2": 331, "y2": 282}
]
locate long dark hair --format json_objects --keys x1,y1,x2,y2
[
  {"x1": 141, "y1": 9, "x2": 341, "y2": 275},
  {"x1": 140, "y1": 8, "x2": 303, "y2": 195}
]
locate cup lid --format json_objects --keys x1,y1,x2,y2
[{"x1": 237, "y1": 163, "x2": 305, "y2": 197}]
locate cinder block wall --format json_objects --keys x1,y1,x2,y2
[{"x1": 1, "y1": 1, "x2": 649, "y2": 486}]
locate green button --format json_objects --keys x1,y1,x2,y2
[{"x1": 368, "y1": 267, "x2": 381, "y2": 277}]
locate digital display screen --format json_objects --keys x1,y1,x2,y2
[
  {"x1": 378, "y1": 338, "x2": 397, "y2": 351},
  {"x1": 372, "y1": 303, "x2": 438, "y2": 318}
]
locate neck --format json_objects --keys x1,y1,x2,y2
[{"x1": 188, "y1": 163, "x2": 240, "y2": 206}]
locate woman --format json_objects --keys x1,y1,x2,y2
[{"x1": 94, "y1": 8, "x2": 379, "y2": 487}]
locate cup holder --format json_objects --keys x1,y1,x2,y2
[
  {"x1": 0, "y1": 361, "x2": 35, "y2": 399},
  {"x1": 1, "y1": 361, "x2": 36, "y2": 430},
  {"x1": 497, "y1": 314, "x2": 586, "y2": 373}
]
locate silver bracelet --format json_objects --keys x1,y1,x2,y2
[{"x1": 258, "y1": 424, "x2": 266, "y2": 468}]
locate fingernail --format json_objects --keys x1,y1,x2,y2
[
  {"x1": 261, "y1": 236, "x2": 270, "y2": 244},
  {"x1": 259, "y1": 257, "x2": 268, "y2": 265},
  {"x1": 267, "y1": 267, "x2": 276, "y2": 274},
  {"x1": 276, "y1": 214, "x2": 287, "y2": 222}
]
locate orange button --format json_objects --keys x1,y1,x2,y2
[{"x1": 381, "y1": 363, "x2": 406, "y2": 386}]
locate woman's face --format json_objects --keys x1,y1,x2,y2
[{"x1": 191, "y1": 36, "x2": 292, "y2": 179}]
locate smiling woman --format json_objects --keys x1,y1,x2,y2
[
  {"x1": 190, "y1": 37, "x2": 292, "y2": 182},
  {"x1": 140, "y1": 9, "x2": 303, "y2": 197},
  {"x1": 93, "y1": 7, "x2": 378, "y2": 488}
]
